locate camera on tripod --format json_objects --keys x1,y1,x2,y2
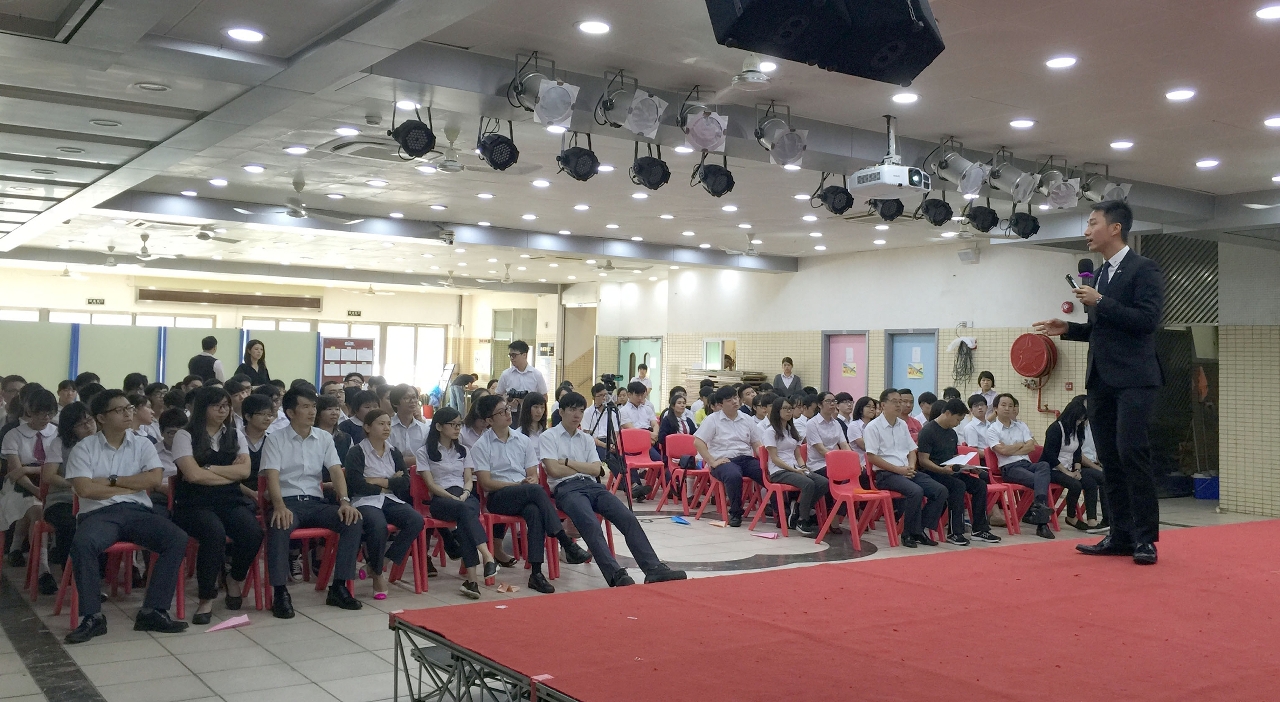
[
  {"x1": 506, "y1": 389, "x2": 530, "y2": 401},
  {"x1": 600, "y1": 373, "x2": 622, "y2": 393}
]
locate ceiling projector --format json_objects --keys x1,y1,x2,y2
[{"x1": 848, "y1": 163, "x2": 931, "y2": 201}]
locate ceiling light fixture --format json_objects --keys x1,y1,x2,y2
[
  {"x1": 819, "y1": 182, "x2": 854, "y2": 215},
  {"x1": 892, "y1": 93, "x2": 919, "y2": 103},
  {"x1": 631, "y1": 192, "x2": 648, "y2": 199},
  {"x1": 488, "y1": 258, "x2": 498, "y2": 263},
  {"x1": 673, "y1": 146, "x2": 693, "y2": 154},
  {"x1": 208, "y1": 178, "x2": 228, "y2": 187},
  {"x1": 1009, "y1": 119, "x2": 1036, "y2": 129},
  {"x1": 477, "y1": 193, "x2": 494, "y2": 199},
  {"x1": 133, "y1": 82, "x2": 170, "y2": 92},
  {"x1": 225, "y1": 28, "x2": 264, "y2": 42},
  {"x1": 430, "y1": 204, "x2": 447, "y2": 210},
  {"x1": 532, "y1": 179, "x2": 550, "y2": 187},
  {"x1": 477, "y1": 120, "x2": 520, "y2": 171},
  {"x1": 478, "y1": 221, "x2": 491, "y2": 226},
  {"x1": 875, "y1": 224, "x2": 889, "y2": 231},
  {"x1": 1009, "y1": 212, "x2": 1040, "y2": 239},
  {"x1": 550, "y1": 263, "x2": 559, "y2": 267},
  {"x1": 455, "y1": 248, "x2": 466, "y2": 253},
  {"x1": 598, "y1": 164, "x2": 615, "y2": 172},
  {"x1": 631, "y1": 236, "x2": 643, "y2": 241},
  {"x1": 1166, "y1": 89, "x2": 1195, "y2": 101},
  {"x1": 546, "y1": 125, "x2": 567, "y2": 134},
  {"x1": 873, "y1": 239, "x2": 887, "y2": 245},
  {"x1": 1045, "y1": 56, "x2": 1077, "y2": 68},
  {"x1": 750, "y1": 238, "x2": 763, "y2": 245},
  {"x1": 243, "y1": 164, "x2": 265, "y2": 173},
  {"x1": 395, "y1": 100, "x2": 420, "y2": 110},
  {"x1": 335, "y1": 127, "x2": 360, "y2": 136},
  {"x1": 809, "y1": 232, "x2": 822, "y2": 237},
  {"x1": 966, "y1": 205, "x2": 1000, "y2": 233},
  {"x1": 1196, "y1": 159, "x2": 1219, "y2": 169},
  {"x1": 574, "y1": 204, "x2": 589, "y2": 211},
  {"x1": 327, "y1": 193, "x2": 344, "y2": 199},
  {"x1": 659, "y1": 214, "x2": 674, "y2": 219},
  {"x1": 558, "y1": 230, "x2": 570, "y2": 234},
  {"x1": 181, "y1": 190, "x2": 197, "y2": 197},
  {"x1": 520, "y1": 254, "x2": 531, "y2": 258},
  {"x1": 389, "y1": 212, "x2": 404, "y2": 218},
  {"x1": 803, "y1": 214, "x2": 818, "y2": 222},
  {"x1": 1111, "y1": 140, "x2": 1134, "y2": 149},
  {"x1": 682, "y1": 231, "x2": 695, "y2": 236},
  {"x1": 1259, "y1": 5, "x2": 1280, "y2": 18},
  {"x1": 814, "y1": 245, "x2": 827, "y2": 251},
  {"x1": 1265, "y1": 116, "x2": 1280, "y2": 127},
  {"x1": 721, "y1": 205, "x2": 738, "y2": 212},
  {"x1": 388, "y1": 104, "x2": 437, "y2": 158},
  {"x1": 606, "y1": 224, "x2": 619, "y2": 229},
  {"x1": 693, "y1": 153, "x2": 734, "y2": 198},
  {"x1": 872, "y1": 198, "x2": 905, "y2": 221},
  {"x1": 630, "y1": 143, "x2": 671, "y2": 190},
  {"x1": 699, "y1": 243, "x2": 711, "y2": 248},
  {"x1": 90, "y1": 119, "x2": 120, "y2": 127},
  {"x1": 921, "y1": 197, "x2": 954, "y2": 226},
  {"x1": 759, "y1": 61, "x2": 778, "y2": 72},
  {"x1": 522, "y1": 214, "x2": 537, "y2": 220},
  {"x1": 585, "y1": 260, "x2": 596, "y2": 264},
  {"x1": 783, "y1": 164, "x2": 801, "y2": 171},
  {"x1": 738, "y1": 223, "x2": 751, "y2": 229},
  {"x1": 366, "y1": 179, "x2": 388, "y2": 187},
  {"x1": 556, "y1": 132, "x2": 599, "y2": 182},
  {"x1": 283, "y1": 146, "x2": 308, "y2": 155},
  {"x1": 577, "y1": 20, "x2": 610, "y2": 34},
  {"x1": 940, "y1": 231, "x2": 958, "y2": 238},
  {"x1": 793, "y1": 193, "x2": 809, "y2": 200},
  {"x1": 416, "y1": 164, "x2": 437, "y2": 174}
]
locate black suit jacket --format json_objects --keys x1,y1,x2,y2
[{"x1": 1062, "y1": 250, "x2": 1165, "y2": 389}]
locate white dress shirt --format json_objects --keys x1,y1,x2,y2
[
  {"x1": 539, "y1": 423, "x2": 600, "y2": 490},
  {"x1": 170, "y1": 426, "x2": 249, "y2": 463},
  {"x1": 985, "y1": 420, "x2": 1034, "y2": 468},
  {"x1": 618, "y1": 401, "x2": 658, "y2": 430},
  {"x1": 693, "y1": 410, "x2": 759, "y2": 460},
  {"x1": 390, "y1": 414, "x2": 430, "y2": 459},
  {"x1": 351, "y1": 439, "x2": 404, "y2": 509},
  {"x1": 64, "y1": 432, "x2": 163, "y2": 513},
  {"x1": 793, "y1": 413, "x2": 809, "y2": 440},
  {"x1": 804, "y1": 414, "x2": 848, "y2": 471},
  {"x1": 495, "y1": 365, "x2": 548, "y2": 396},
  {"x1": 1082, "y1": 423, "x2": 1098, "y2": 464},
  {"x1": 416, "y1": 442, "x2": 467, "y2": 490},
  {"x1": 468, "y1": 429, "x2": 538, "y2": 484},
  {"x1": 862, "y1": 415, "x2": 917, "y2": 469},
  {"x1": 1104, "y1": 245, "x2": 1129, "y2": 281},
  {"x1": 760, "y1": 425, "x2": 801, "y2": 475},
  {"x1": 846, "y1": 418, "x2": 869, "y2": 458},
  {"x1": 1, "y1": 421, "x2": 57, "y2": 466},
  {"x1": 582, "y1": 404, "x2": 618, "y2": 440},
  {"x1": 261, "y1": 425, "x2": 341, "y2": 498},
  {"x1": 197, "y1": 351, "x2": 226, "y2": 382},
  {"x1": 961, "y1": 419, "x2": 991, "y2": 450}
]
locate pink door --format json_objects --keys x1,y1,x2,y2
[{"x1": 827, "y1": 334, "x2": 868, "y2": 398}]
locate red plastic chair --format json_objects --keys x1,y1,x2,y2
[
  {"x1": 925, "y1": 446, "x2": 1018, "y2": 541},
  {"x1": 474, "y1": 482, "x2": 541, "y2": 576},
  {"x1": 256, "y1": 474, "x2": 340, "y2": 607},
  {"x1": 983, "y1": 447, "x2": 1063, "y2": 532},
  {"x1": 537, "y1": 464, "x2": 614, "y2": 564},
  {"x1": 655, "y1": 433, "x2": 705, "y2": 515},
  {"x1": 750, "y1": 446, "x2": 799, "y2": 536},
  {"x1": 408, "y1": 468, "x2": 456, "y2": 589},
  {"x1": 26, "y1": 481, "x2": 54, "y2": 601},
  {"x1": 611, "y1": 428, "x2": 664, "y2": 500},
  {"x1": 814, "y1": 450, "x2": 899, "y2": 550}
]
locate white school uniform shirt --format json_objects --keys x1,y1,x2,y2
[
  {"x1": 459, "y1": 424, "x2": 484, "y2": 450},
  {"x1": 862, "y1": 415, "x2": 917, "y2": 469},
  {"x1": 40, "y1": 439, "x2": 74, "y2": 506},
  {"x1": 495, "y1": 365, "x2": 548, "y2": 396},
  {"x1": 582, "y1": 404, "x2": 618, "y2": 441},
  {"x1": 261, "y1": 425, "x2": 341, "y2": 498},
  {"x1": 351, "y1": 439, "x2": 405, "y2": 510},
  {"x1": 692, "y1": 410, "x2": 759, "y2": 461},
  {"x1": 1056, "y1": 427, "x2": 1081, "y2": 471},
  {"x1": 513, "y1": 426, "x2": 544, "y2": 457},
  {"x1": 689, "y1": 399, "x2": 705, "y2": 417},
  {"x1": 837, "y1": 413, "x2": 856, "y2": 441},
  {"x1": 760, "y1": 425, "x2": 801, "y2": 475},
  {"x1": 618, "y1": 401, "x2": 658, "y2": 430},
  {"x1": 793, "y1": 413, "x2": 809, "y2": 440},
  {"x1": 416, "y1": 442, "x2": 467, "y2": 490},
  {"x1": 962, "y1": 419, "x2": 991, "y2": 450},
  {"x1": 153, "y1": 441, "x2": 178, "y2": 479},
  {"x1": 980, "y1": 391, "x2": 999, "y2": 413},
  {"x1": 467, "y1": 428, "x2": 538, "y2": 484},
  {"x1": 63, "y1": 432, "x2": 163, "y2": 514},
  {"x1": 985, "y1": 420, "x2": 1034, "y2": 468},
  {"x1": 138, "y1": 421, "x2": 162, "y2": 443},
  {"x1": 804, "y1": 414, "x2": 847, "y2": 472},
  {"x1": 1, "y1": 421, "x2": 57, "y2": 466},
  {"x1": 629, "y1": 375, "x2": 653, "y2": 391},
  {"x1": 539, "y1": 423, "x2": 601, "y2": 491},
  {"x1": 390, "y1": 415, "x2": 430, "y2": 459},
  {"x1": 171, "y1": 426, "x2": 249, "y2": 466},
  {"x1": 846, "y1": 418, "x2": 869, "y2": 459},
  {"x1": 269, "y1": 409, "x2": 291, "y2": 434},
  {"x1": 1082, "y1": 423, "x2": 1098, "y2": 464}
]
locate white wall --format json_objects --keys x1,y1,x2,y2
[
  {"x1": 1220, "y1": 242, "x2": 1280, "y2": 325},
  {"x1": 597, "y1": 280, "x2": 668, "y2": 337},
  {"x1": 667, "y1": 242, "x2": 1088, "y2": 332}
]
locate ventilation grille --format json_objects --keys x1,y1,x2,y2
[
  {"x1": 1141, "y1": 233, "x2": 1217, "y2": 324},
  {"x1": 137, "y1": 288, "x2": 321, "y2": 310}
]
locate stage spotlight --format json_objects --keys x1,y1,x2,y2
[
  {"x1": 476, "y1": 120, "x2": 519, "y2": 171},
  {"x1": 966, "y1": 205, "x2": 1000, "y2": 233},
  {"x1": 557, "y1": 132, "x2": 599, "y2": 182},
  {"x1": 630, "y1": 143, "x2": 670, "y2": 190},
  {"x1": 755, "y1": 112, "x2": 806, "y2": 169},
  {"x1": 921, "y1": 198, "x2": 953, "y2": 226},
  {"x1": 1081, "y1": 173, "x2": 1131, "y2": 203},
  {"x1": 1009, "y1": 212, "x2": 1040, "y2": 239},
  {"x1": 819, "y1": 185, "x2": 854, "y2": 215},
  {"x1": 933, "y1": 150, "x2": 988, "y2": 197},
  {"x1": 873, "y1": 199, "x2": 905, "y2": 221},
  {"x1": 987, "y1": 152, "x2": 1040, "y2": 203},
  {"x1": 692, "y1": 153, "x2": 734, "y2": 198},
  {"x1": 388, "y1": 105, "x2": 436, "y2": 159}
]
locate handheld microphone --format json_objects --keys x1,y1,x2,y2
[{"x1": 1078, "y1": 258, "x2": 1095, "y2": 281}]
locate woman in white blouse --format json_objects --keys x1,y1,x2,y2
[
  {"x1": 414, "y1": 407, "x2": 496, "y2": 600},
  {"x1": 2, "y1": 387, "x2": 58, "y2": 578},
  {"x1": 515, "y1": 391, "x2": 547, "y2": 454},
  {"x1": 760, "y1": 397, "x2": 828, "y2": 536},
  {"x1": 459, "y1": 391, "x2": 490, "y2": 450},
  {"x1": 343, "y1": 410, "x2": 425, "y2": 600},
  {"x1": 846, "y1": 396, "x2": 879, "y2": 458}
]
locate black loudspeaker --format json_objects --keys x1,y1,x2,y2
[{"x1": 703, "y1": 0, "x2": 945, "y2": 87}]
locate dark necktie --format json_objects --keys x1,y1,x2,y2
[
  {"x1": 33, "y1": 434, "x2": 45, "y2": 464},
  {"x1": 1096, "y1": 261, "x2": 1111, "y2": 295}
]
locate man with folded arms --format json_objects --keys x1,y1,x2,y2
[
  {"x1": 863, "y1": 389, "x2": 945, "y2": 548},
  {"x1": 986, "y1": 393, "x2": 1055, "y2": 540}
]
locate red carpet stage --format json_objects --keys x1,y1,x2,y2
[{"x1": 391, "y1": 521, "x2": 1280, "y2": 701}]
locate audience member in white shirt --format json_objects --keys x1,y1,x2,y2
[
  {"x1": 911, "y1": 391, "x2": 935, "y2": 428},
  {"x1": 514, "y1": 391, "x2": 548, "y2": 457},
  {"x1": 977, "y1": 371, "x2": 999, "y2": 416},
  {"x1": 804, "y1": 392, "x2": 850, "y2": 477},
  {"x1": 618, "y1": 382, "x2": 663, "y2": 472},
  {"x1": 961, "y1": 395, "x2": 992, "y2": 454},
  {"x1": 985, "y1": 393, "x2": 1054, "y2": 538},
  {"x1": 846, "y1": 396, "x2": 879, "y2": 460},
  {"x1": 494, "y1": 340, "x2": 548, "y2": 397},
  {"x1": 628, "y1": 364, "x2": 653, "y2": 394},
  {"x1": 693, "y1": 386, "x2": 763, "y2": 527},
  {"x1": 2, "y1": 388, "x2": 57, "y2": 574},
  {"x1": 834, "y1": 392, "x2": 856, "y2": 434},
  {"x1": 863, "y1": 388, "x2": 946, "y2": 548},
  {"x1": 761, "y1": 397, "x2": 828, "y2": 535},
  {"x1": 792, "y1": 393, "x2": 817, "y2": 440}
]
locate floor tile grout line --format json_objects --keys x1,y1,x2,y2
[{"x1": 0, "y1": 572, "x2": 107, "y2": 702}]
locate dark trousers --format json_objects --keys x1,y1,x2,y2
[
  {"x1": 873, "y1": 471, "x2": 948, "y2": 536},
  {"x1": 768, "y1": 470, "x2": 829, "y2": 522},
  {"x1": 931, "y1": 470, "x2": 990, "y2": 533},
  {"x1": 1000, "y1": 459, "x2": 1051, "y2": 501},
  {"x1": 1053, "y1": 468, "x2": 1107, "y2": 520},
  {"x1": 45, "y1": 501, "x2": 76, "y2": 568},
  {"x1": 356, "y1": 500, "x2": 424, "y2": 575},
  {"x1": 486, "y1": 484, "x2": 561, "y2": 564},
  {"x1": 267, "y1": 496, "x2": 363, "y2": 587},
  {"x1": 711, "y1": 455, "x2": 764, "y2": 519},
  {"x1": 1088, "y1": 381, "x2": 1159, "y2": 543},
  {"x1": 554, "y1": 479, "x2": 660, "y2": 578},
  {"x1": 172, "y1": 500, "x2": 263, "y2": 601},
  {"x1": 72, "y1": 502, "x2": 188, "y2": 617},
  {"x1": 429, "y1": 487, "x2": 485, "y2": 568}
]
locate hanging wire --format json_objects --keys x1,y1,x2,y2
[{"x1": 953, "y1": 330, "x2": 975, "y2": 388}]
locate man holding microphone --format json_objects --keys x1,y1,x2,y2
[{"x1": 1034, "y1": 200, "x2": 1165, "y2": 565}]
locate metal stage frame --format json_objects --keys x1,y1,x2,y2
[{"x1": 392, "y1": 616, "x2": 581, "y2": 702}]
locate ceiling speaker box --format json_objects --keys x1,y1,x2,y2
[{"x1": 703, "y1": 0, "x2": 944, "y2": 87}]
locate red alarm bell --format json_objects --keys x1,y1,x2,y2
[{"x1": 1061, "y1": 301, "x2": 1074, "y2": 314}]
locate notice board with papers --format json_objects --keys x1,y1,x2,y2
[{"x1": 321, "y1": 337, "x2": 375, "y2": 384}]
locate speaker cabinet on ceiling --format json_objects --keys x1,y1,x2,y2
[{"x1": 703, "y1": 0, "x2": 945, "y2": 87}]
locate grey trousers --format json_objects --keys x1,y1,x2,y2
[{"x1": 267, "y1": 496, "x2": 363, "y2": 587}]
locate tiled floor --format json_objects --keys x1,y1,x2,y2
[{"x1": 0, "y1": 497, "x2": 1268, "y2": 702}]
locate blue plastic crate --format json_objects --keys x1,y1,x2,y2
[{"x1": 1193, "y1": 476, "x2": 1219, "y2": 500}]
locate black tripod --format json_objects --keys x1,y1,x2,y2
[{"x1": 591, "y1": 400, "x2": 635, "y2": 510}]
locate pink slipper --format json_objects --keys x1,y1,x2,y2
[{"x1": 373, "y1": 592, "x2": 387, "y2": 600}]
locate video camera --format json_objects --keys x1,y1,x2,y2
[
  {"x1": 506, "y1": 389, "x2": 530, "y2": 401},
  {"x1": 600, "y1": 373, "x2": 623, "y2": 394}
]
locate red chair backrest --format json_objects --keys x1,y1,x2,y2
[
  {"x1": 957, "y1": 444, "x2": 976, "y2": 455},
  {"x1": 422, "y1": 406, "x2": 433, "y2": 420},
  {"x1": 825, "y1": 450, "x2": 861, "y2": 485},
  {"x1": 257, "y1": 473, "x2": 270, "y2": 513},
  {"x1": 409, "y1": 466, "x2": 431, "y2": 510},
  {"x1": 1029, "y1": 446, "x2": 1043, "y2": 462},
  {"x1": 168, "y1": 475, "x2": 176, "y2": 512},
  {"x1": 619, "y1": 428, "x2": 651, "y2": 458},
  {"x1": 665, "y1": 433, "x2": 696, "y2": 461},
  {"x1": 798, "y1": 443, "x2": 808, "y2": 464},
  {"x1": 756, "y1": 446, "x2": 776, "y2": 488},
  {"x1": 983, "y1": 448, "x2": 1004, "y2": 480}
]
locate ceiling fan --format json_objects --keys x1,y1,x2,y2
[
  {"x1": 721, "y1": 234, "x2": 760, "y2": 257},
  {"x1": 135, "y1": 233, "x2": 178, "y2": 261},
  {"x1": 711, "y1": 53, "x2": 772, "y2": 103},
  {"x1": 343, "y1": 284, "x2": 394, "y2": 296},
  {"x1": 194, "y1": 226, "x2": 241, "y2": 244},
  {"x1": 427, "y1": 271, "x2": 484, "y2": 289},
  {"x1": 54, "y1": 266, "x2": 86, "y2": 280},
  {"x1": 231, "y1": 171, "x2": 365, "y2": 225}
]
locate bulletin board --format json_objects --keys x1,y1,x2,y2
[{"x1": 321, "y1": 337, "x2": 375, "y2": 384}]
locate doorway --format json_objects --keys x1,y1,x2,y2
[
  {"x1": 619, "y1": 337, "x2": 662, "y2": 402},
  {"x1": 823, "y1": 332, "x2": 868, "y2": 399},
  {"x1": 491, "y1": 308, "x2": 537, "y2": 380},
  {"x1": 886, "y1": 330, "x2": 938, "y2": 399}
]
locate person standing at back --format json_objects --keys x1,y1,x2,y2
[
  {"x1": 1035, "y1": 200, "x2": 1165, "y2": 565},
  {"x1": 495, "y1": 341, "x2": 548, "y2": 397},
  {"x1": 188, "y1": 336, "x2": 225, "y2": 383},
  {"x1": 234, "y1": 339, "x2": 270, "y2": 387}
]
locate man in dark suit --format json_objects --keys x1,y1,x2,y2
[{"x1": 1035, "y1": 200, "x2": 1165, "y2": 565}]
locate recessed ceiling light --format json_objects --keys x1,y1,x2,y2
[
  {"x1": 699, "y1": 243, "x2": 711, "y2": 249},
  {"x1": 488, "y1": 258, "x2": 498, "y2": 263},
  {"x1": 478, "y1": 221, "x2": 491, "y2": 226},
  {"x1": 550, "y1": 263, "x2": 559, "y2": 267},
  {"x1": 327, "y1": 193, "x2": 344, "y2": 199},
  {"x1": 455, "y1": 248, "x2": 466, "y2": 253},
  {"x1": 750, "y1": 239, "x2": 762, "y2": 245},
  {"x1": 214, "y1": 228, "x2": 226, "y2": 233},
  {"x1": 759, "y1": 60, "x2": 778, "y2": 73},
  {"x1": 522, "y1": 214, "x2": 537, "y2": 220},
  {"x1": 416, "y1": 165, "x2": 437, "y2": 174},
  {"x1": 1273, "y1": 175, "x2": 1280, "y2": 182},
  {"x1": 208, "y1": 178, "x2": 228, "y2": 187},
  {"x1": 599, "y1": 272, "x2": 607, "y2": 277},
  {"x1": 225, "y1": 28, "x2": 264, "y2": 42},
  {"x1": 1265, "y1": 116, "x2": 1280, "y2": 128},
  {"x1": 1038, "y1": 204, "x2": 1051, "y2": 210},
  {"x1": 873, "y1": 239, "x2": 887, "y2": 245},
  {"x1": 659, "y1": 214, "x2": 674, "y2": 219},
  {"x1": 335, "y1": 127, "x2": 360, "y2": 136},
  {"x1": 212, "y1": 255, "x2": 223, "y2": 261},
  {"x1": 673, "y1": 146, "x2": 693, "y2": 154},
  {"x1": 568, "y1": 275, "x2": 577, "y2": 280},
  {"x1": 632, "y1": 192, "x2": 648, "y2": 199},
  {"x1": 57, "y1": 146, "x2": 85, "y2": 153},
  {"x1": 814, "y1": 245, "x2": 827, "y2": 251},
  {"x1": 430, "y1": 204, "x2": 447, "y2": 210},
  {"x1": 90, "y1": 119, "x2": 120, "y2": 127},
  {"x1": 558, "y1": 230, "x2": 570, "y2": 235},
  {"x1": 395, "y1": 100, "x2": 420, "y2": 110},
  {"x1": 132, "y1": 82, "x2": 170, "y2": 92},
  {"x1": 606, "y1": 224, "x2": 619, "y2": 229},
  {"x1": 520, "y1": 254, "x2": 531, "y2": 258},
  {"x1": 430, "y1": 265, "x2": 439, "y2": 270},
  {"x1": 1257, "y1": 5, "x2": 1280, "y2": 19},
  {"x1": 648, "y1": 276, "x2": 658, "y2": 281},
  {"x1": 1045, "y1": 56, "x2": 1077, "y2": 68},
  {"x1": 670, "y1": 265, "x2": 680, "y2": 270},
  {"x1": 532, "y1": 179, "x2": 550, "y2": 187},
  {"x1": 793, "y1": 193, "x2": 809, "y2": 200},
  {"x1": 941, "y1": 231, "x2": 958, "y2": 238},
  {"x1": 1166, "y1": 89, "x2": 1195, "y2": 101},
  {"x1": 631, "y1": 269, "x2": 642, "y2": 273},
  {"x1": 803, "y1": 214, "x2": 818, "y2": 222},
  {"x1": 875, "y1": 224, "x2": 889, "y2": 230},
  {"x1": 630, "y1": 236, "x2": 643, "y2": 241},
  {"x1": 1196, "y1": 159, "x2": 1219, "y2": 169},
  {"x1": 577, "y1": 20, "x2": 610, "y2": 34},
  {"x1": 422, "y1": 253, "x2": 433, "y2": 258},
  {"x1": 283, "y1": 146, "x2": 308, "y2": 155},
  {"x1": 181, "y1": 190, "x2": 197, "y2": 197},
  {"x1": 539, "y1": 278, "x2": 547, "y2": 282},
  {"x1": 1110, "y1": 140, "x2": 1134, "y2": 150},
  {"x1": 597, "y1": 164, "x2": 615, "y2": 172},
  {"x1": 1010, "y1": 119, "x2": 1036, "y2": 129},
  {"x1": 738, "y1": 223, "x2": 751, "y2": 229},
  {"x1": 783, "y1": 164, "x2": 802, "y2": 171},
  {"x1": 721, "y1": 205, "x2": 737, "y2": 212},
  {"x1": 809, "y1": 232, "x2": 822, "y2": 237},
  {"x1": 366, "y1": 179, "x2": 388, "y2": 187},
  {"x1": 546, "y1": 125, "x2": 567, "y2": 134},
  {"x1": 585, "y1": 259, "x2": 597, "y2": 264},
  {"x1": 477, "y1": 193, "x2": 494, "y2": 199},
  {"x1": 682, "y1": 231, "x2": 695, "y2": 236},
  {"x1": 243, "y1": 164, "x2": 265, "y2": 173},
  {"x1": 32, "y1": 168, "x2": 55, "y2": 175},
  {"x1": 892, "y1": 92, "x2": 918, "y2": 104},
  {"x1": 574, "y1": 204, "x2": 589, "y2": 211},
  {"x1": 457, "y1": 262, "x2": 467, "y2": 267}
]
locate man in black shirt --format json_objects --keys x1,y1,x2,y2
[{"x1": 916, "y1": 399, "x2": 1001, "y2": 546}]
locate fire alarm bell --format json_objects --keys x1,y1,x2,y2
[{"x1": 1061, "y1": 301, "x2": 1074, "y2": 314}]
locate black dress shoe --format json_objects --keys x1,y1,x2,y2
[
  {"x1": 1036, "y1": 524, "x2": 1056, "y2": 540},
  {"x1": 483, "y1": 561, "x2": 498, "y2": 580},
  {"x1": 1133, "y1": 542, "x2": 1157, "y2": 565},
  {"x1": 38, "y1": 572, "x2": 58, "y2": 596},
  {"x1": 900, "y1": 534, "x2": 919, "y2": 548},
  {"x1": 272, "y1": 588, "x2": 295, "y2": 619},
  {"x1": 65, "y1": 613, "x2": 107, "y2": 644},
  {"x1": 727, "y1": 515, "x2": 742, "y2": 528},
  {"x1": 606, "y1": 568, "x2": 635, "y2": 587},
  {"x1": 427, "y1": 560, "x2": 439, "y2": 577},
  {"x1": 134, "y1": 609, "x2": 189, "y2": 634},
  {"x1": 913, "y1": 533, "x2": 939, "y2": 547},
  {"x1": 224, "y1": 594, "x2": 243, "y2": 611},
  {"x1": 192, "y1": 611, "x2": 212, "y2": 626},
  {"x1": 643, "y1": 566, "x2": 687, "y2": 584},
  {"x1": 1075, "y1": 535, "x2": 1134, "y2": 556},
  {"x1": 562, "y1": 541, "x2": 592, "y2": 565},
  {"x1": 326, "y1": 584, "x2": 362, "y2": 610},
  {"x1": 528, "y1": 571, "x2": 555, "y2": 594}
]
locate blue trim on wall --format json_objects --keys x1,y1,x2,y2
[
  {"x1": 314, "y1": 332, "x2": 322, "y2": 388},
  {"x1": 68, "y1": 324, "x2": 80, "y2": 379},
  {"x1": 156, "y1": 327, "x2": 168, "y2": 383},
  {"x1": 239, "y1": 329, "x2": 249, "y2": 363}
]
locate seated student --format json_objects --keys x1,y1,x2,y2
[
  {"x1": 181, "y1": 374, "x2": 204, "y2": 394},
  {"x1": 127, "y1": 393, "x2": 158, "y2": 443},
  {"x1": 223, "y1": 379, "x2": 250, "y2": 432},
  {"x1": 834, "y1": 392, "x2": 856, "y2": 429},
  {"x1": 470, "y1": 395, "x2": 589, "y2": 594},
  {"x1": 985, "y1": 393, "x2": 1054, "y2": 539},
  {"x1": 314, "y1": 394, "x2": 353, "y2": 463},
  {"x1": 3, "y1": 387, "x2": 57, "y2": 578},
  {"x1": 63, "y1": 390, "x2": 190, "y2": 643},
  {"x1": 737, "y1": 384, "x2": 757, "y2": 416},
  {"x1": 942, "y1": 387, "x2": 962, "y2": 401},
  {"x1": 57, "y1": 379, "x2": 79, "y2": 414},
  {"x1": 373, "y1": 383, "x2": 393, "y2": 415},
  {"x1": 793, "y1": 393, "x2": 818, "y2": 440},
  {"x1": 961, "y1": 395, "x2": 992, "y2": 453},
  {"x1": 549, "y1": 384, "x2": 572, "y2": 427},
  {"x1": 237, "y1": 394, "x2": 274, "y2": 500},
  {"x1": 1043, "y1": 396, "x2": 1107, "y2": 532},
  {"x1": 762, "y1": 396, "x2": 828, "y2": 535},
  {"x1": 152, "y1": 408, "x2": 188, "y2": 509},
  {"x1": 898, "y1": 388, "x2": 923, "y2": 441},
  {"x1": 416, "y1": 407, "x2": 497, "y2": 600},
  {"x1": 693, "y1": 386, "x2": 763, "y2": 528},
  {"x1": 514, "y1": 391, "x2": 548, "y2": 455},
  {"x1": 915, "y1": 399, "x2": 1002, "y2": 546},
  {"x1": 262, "y1": 388, "x2": 365, "y2": 618},
  {"x1": 863, "y1": 388, "x2": 945, "y2": 548},
  {"x1": 41, "y1": 402, "x2": 97, "y2": 595},
  {"x1": 657, "y1": 391, "x2": 696, "y2": 446},
  {"x1": 252, "y1": 384, "x2": 289, "y2": 434},
  {"x1": 805, "y1": 392, "x2": 851, "y2": 477},
  {"x1": 389, "y1": 384, "x2": 429, "y2": 464},
  {"x1": 912, "y1": 391, "x2": 936, "y2": 426},
  {"x1": 320, "y1": 380, "x2": 347, "y2": 415},
  {"x1": 581, "y1": 383, "x2": 618, "y2": 456},
  {"x1": 619, "y1": 381, "x2": 662, "y2": 484},
  {"x1": 692, "y1": 385, "x2": 715, "y2": 426},
  {"x1": 171, "y1": 387, "x2": 261, "y2": 625},
  {"x1": 340, "y1": 390, "x2": 379, "y2": 443},
  {"x1": 77, "y1": 383, "x2": 106, "y2": 410},
  {"x1": 344, "y1": 372, "x2": 365, "y2": 389},
  {"x1": 123, "y1": 373, "x2": 149, "y2": 397},
  {"x1": 343, "y1": 409, "x2": 425, "y2": 600},
  {"x1": 846, "y1": 396, "x2": 878, "y2": 461},
  {"x1": 541, "y1": 392, "x2": 687, "y2": 586},
  {"x1": 144, "y1": 383, "x2": 168, "y2": 417},
  {"x1": 752, "y1": 392, "x2": 775, "y2": 426},
  {"x1": 73, "y1": 372, "x2": 100, "y2": 393},
  {"x1": 163, "y1": 387, "x2": 186, "y2": 416}
]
